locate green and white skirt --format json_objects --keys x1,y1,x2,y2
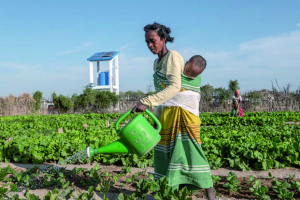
[{"x1": 154, "y1": 106, "x2": 213, "y2": 190}]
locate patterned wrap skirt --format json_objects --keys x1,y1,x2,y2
[{"x1": 154, "y1": 106, "x2": 213, "y2": 190}]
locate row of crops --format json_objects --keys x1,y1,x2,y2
[
  {"x1": 0, "y1": 165, "x2": 300, "y2": 199},
  {"x1": 0, "y1": 111, "x2": 300, "y2": 171}
]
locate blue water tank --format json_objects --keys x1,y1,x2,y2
[
  {"x1": 105, "y1": 71, "x2": 110, "y2": 85},
  {"x1": 98, "y1": 72, "x2": 106, "y2": 86}
]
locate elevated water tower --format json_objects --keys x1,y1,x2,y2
[{"x1": 87, "y1": 51, "x2": 120, "y2": 95}]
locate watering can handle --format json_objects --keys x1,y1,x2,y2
[{"x1": 115, "y1": 109, "x2": 162, "y2": 133}]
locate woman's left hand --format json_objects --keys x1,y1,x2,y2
[{"x1": 132, "y1": 102, "x2": 148, "y2": 113}]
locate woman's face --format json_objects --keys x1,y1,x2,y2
[{"x1": 145, "y1": 30, "x2": 165, "y2": 54}]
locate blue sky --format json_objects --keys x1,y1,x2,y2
[{"x1": 0, "y1": 0, "x2": 300, "y2": 99}]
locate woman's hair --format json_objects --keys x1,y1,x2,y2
[{"x1": 144, "y1": 22, "x2": 174, "y2": 43}]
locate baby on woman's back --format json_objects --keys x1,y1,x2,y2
[{"x1": 181, "y1": 55, "x2": 206, "y2": 92}]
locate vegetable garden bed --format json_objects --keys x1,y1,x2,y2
[
  {"x1": 1, "y1": 111, "x2": 300, "y2": 199},
  {"x1": 1, "y1": 164, "x2": 300, "y2": 199}
]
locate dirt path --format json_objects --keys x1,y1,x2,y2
[{"x1": 286, "y1": 122, "x2": 300, "y2": 125}]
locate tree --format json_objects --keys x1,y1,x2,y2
[
  {"x1": 81, "y1": 88, "x2": 96, "y2": 107},
  {"x1": 57, "y1": 95, "x2": 74, "y2": 113},
  {"x1": 33, "y1": 90, "x2": 43, "y2": 111},
  {"x1": 228, "y1": 79, "x2": 240, "y2": 95},
  {"x1": 52, "y1": 92, "x2": 60, "y2": 111},
  {"x1": 135, "y1": 90, "x2": 145, "y2": 100},
  {"x1": 71, "y1": 93, "x2": 81, "y2": 112},
  {"x1": 214, "y1": 87, "x2": 231, "y2": 107},
  {"x1": 247, "y1": 91, "x2": 262, "y2": 105},
  {"x1": 146, "y1": 91, "x2": 157, "y2": 96},
  {"x1": 94, "y1": 91, "x2": 119, "y2": 110},
  {"x1": 125, "y1": 91, "x2": 134, "y2": 101},
  {"x1": 200, "y1": 84, "x2": 214, "y2": 101}
]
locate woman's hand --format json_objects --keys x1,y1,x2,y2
[{"x1": 132, "y1": 102, "x2": 148, "y2": 113}]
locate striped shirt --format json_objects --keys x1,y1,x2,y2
[{"x1": 181, "y1": 73, "x2": 201, "y2": 93}]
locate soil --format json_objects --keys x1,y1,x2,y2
[{"x1": 286, "y1": 122, "x2": 300, "y2": 125}]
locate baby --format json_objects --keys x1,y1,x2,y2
[
  {"x1": 155, "y1": 55, "x2": 206, "y2": 120},
  {"x1": 181, "y1": 55, "x2": 206, "y2": 92}
]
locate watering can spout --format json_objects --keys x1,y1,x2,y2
[{"x1": 87, "y1": 139, "x2": 132, "y2": 157}]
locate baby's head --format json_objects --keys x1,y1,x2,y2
[{"x1": 184, "y1": 55, "x2": 206, "y2": 78}]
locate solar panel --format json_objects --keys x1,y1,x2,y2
[
  {"x1": 87, "y1": 51, "x2": 120, "y2": 61},
  {"x1": 102, "y1": 52, "x2": 115, "y2": 57}
]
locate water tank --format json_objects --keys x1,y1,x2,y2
[
  {"x1": 98, "y1": 72, "x2": 106, "y2": 86},
  {"x1": 105, "y1": 71, "x2": 110, "y2": 85}
]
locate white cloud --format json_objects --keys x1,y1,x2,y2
[
  {"x1": 114, "y1": 29, "x2": 300, "y2": 93},
  {"x1": 0, "y1": 62, "x2": 88, "y2": 98},
  {"x1": 2, "y1": 29, "x2": 300, "y2": 98},
  {"x1": 118, "y1": 53, "x2": 154, "y2": 92},
  {"x1": 56, "y1": 42, "x2": 92, "y2": 55},
  {"x1": 178, "y1": 29, "x2": 300, "y2": 91}
]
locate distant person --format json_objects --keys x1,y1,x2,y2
[
  {"x1": 132, "y1": 22, "x2": 215, "y2": 200},
  {"x1": 231, "y1": 90, "x2": 243, "y2": 117}
]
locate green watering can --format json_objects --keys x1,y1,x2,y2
[{"x1": 87, "y1": 109, "x2": 161, "y2": 158}]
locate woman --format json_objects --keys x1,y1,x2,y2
[
  {"x1": 132, "y1": 22, "x2": 215, "y2": 200},
  {"x1": 231, "y1": 90, "x2": 243, "y2": 117}
]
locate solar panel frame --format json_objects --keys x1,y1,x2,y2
[{"x1": 87, "y1": 51, "x2": 120, "y2": 61}]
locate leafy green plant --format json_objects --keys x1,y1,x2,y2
[
  {"x1": 11, "y1": 194, "x2": 23, "y2": 200},
  {"x1": 14, "y1": 167, "x2": 44, "y2": 189},
  {"x1": 58, "y1": 187, "x2": 75, "y2": 200},
  {"x1": 291, "y1": 181, "x2": 300, "y2": 193},
  {"x1": 121, "y1": 167, "x2": 132, "y2": 174},
  {"x1": 0, "y1": 183, "x2": 19, "y2": 199},
  {"x1": 125, "y1": 178, "x2": 132, "y2": 184},
  {"x1": 71, "y1": 186, "x2": 94, "y2": 200},
  {"x1": 249, "y1": 179, "x2": 271, "y2": 200},
  {"x1": 25, "y1": 189, "x2": 40, "y2": 200},
  {"x1": 131, "y1": 174, "x2": 138, "y2": 183},
  {"x1": 43, "y1": 188, "x2": 60, "y2": 200},
  {"x1": 153, "y1": 177, "x2": 174, "y2": 200},
  {"x1": 272, "y1": 180, "x2": 294, "y2": 200},
  {"x1": 0, "y1": 165, "x2": 17, "y2": 181},
  {"x1": 95, "y1": 176, "x2": 114, "y2": 200},
  {"x1": 1, "y1": 111, "x2": 300, "y2": 169},
  {"x1": 211, "y1": 175, "x2": 221, "y2": 184},
  {"x1": 247, "y1": 175, "x2": 256, "y2": 185},
  {"x1": 288, "y1": 174, "x2": 295, "y2": 181},
  {"x1": 266, "y1": 172, "x2": 275, "y2": 180},
  {"x1": 118, "y1": 192, "x2": 137, "y2": 200},
  {"x1": 134, "y1": 179, "x2": 150, "y2": 200},
  {"x1": 223, "y1": 172, "x2": 241, "y2": 192},
  {"x1": 172, "y1": 186, "x2": 193, "y2": 200}
]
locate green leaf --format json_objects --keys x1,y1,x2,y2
[
  {"x1": 58, "y1": 187, "x2": 75, "y2": 200},
  {"x1": 10, "y1": 183, "x2": 19, "y2": 192}
]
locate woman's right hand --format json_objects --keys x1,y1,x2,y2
[{"x1": 132, "y1": 102, "x2": 148, "y2": 113}]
